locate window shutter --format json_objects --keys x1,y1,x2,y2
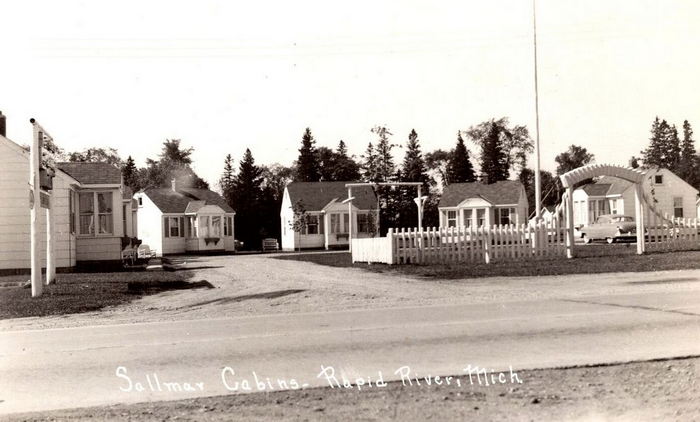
[
  {"x1": 180, "y1": 217, "x2": 185, "y2": 237},
  {"x1": 164, "y1": 217, "x2": 170, "y2": 238},
  {"x1": 319, "y1": 215, "x2": 325, "y2": 234}
]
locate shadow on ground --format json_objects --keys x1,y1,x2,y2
[{"x1": 184, "y1": 289, "x2": 306, "y2": 308}]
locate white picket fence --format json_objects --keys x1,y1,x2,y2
[
  {"x1": 645, "y1": 215, "x2": 700, "y2": 252},
  {"x1": 352, "y1": 220, "x2": 567, "y2": 265}
]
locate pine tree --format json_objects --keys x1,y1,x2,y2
[
  {"x1": 372, "y1": 126, "x2": 396, "y2": 182},
  {"x1": 447, "y1": 132, "x2": 475, "y2": 183},
  {"x1": 361, "y1": 142, "x2": 379, "y2": 182},
  {"x1": 295, "y1": 128, "x2": 320, "y2": 182},
  {"x1": 332, "y1": 140, "x2": 361, "y2": 181},
  {"x1": 401, "y1": 130, "x2": 428, "y2": 183},
  {"x1": 480, "y1": 123, "x2": 508, "y2": 183},
  {"x1": 679, "y1": 120, "x2": 698, "y2": 187},
  {"x1": 121, "y1": 156, "x2": 139, "y2": 191},
  {"x1": 219, "y1": 154, "x2": 235, "y2": 206},
  {"x1": 642, "y1": 117, "x2": 681, "y2": 169},
  {"x1": 232, "y1": 149, "x2": 263, "y2": 249}
]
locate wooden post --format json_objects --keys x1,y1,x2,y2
[
  {"x1": 565, "y1": 188, "x2": 575, "y2": 259},
  {"x1": 347, "y1": 187, "x2": 353, "y2": 253},
  {"x1": 417, "y1": 185, "x2": 423, "y2": 232},
  {"x1": 29, "y1": 120, "x2": 42, "y2": 297},
  {"x1": 634, "y1": 184, "x2": 644, "y2": 255},
  {"x1": 46, "y1": 204, "x2": 56, "y2": 284}
]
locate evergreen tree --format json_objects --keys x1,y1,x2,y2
[
  {"x1": 372, "y1": 126, "x2": 396, "y2": 182},
  {"x1": 397, "y1": 130, "x2": 429, "y2": 228},
  {"x1": 332, "y1": 140, "x2": 361, "y2": 181},
  {"x1": 679, "y1": 120, "x2": 698, "y2": 187},
  {"x1": 361, "y1": 142, "x2": 379, "y2": 182},
  {"x1": 232, "y1": 149, "x2": 263, "y2": 249},
  {"x1": 121, "y1": 156, "x2": 140, "y2": 192},
  {"x1": 642, "y1": 117, "x2": 681, "y2": 169},
  {"x1": 219, "y1": 154, "x2": 235, "y2": 206},
  {"x1": 401, "y1": 130, "x2": 428, "y2": 183},
  {"x1": 295, "y1": 128, "x2": 320, "y2": 182},
  {"x1": 479, "y1": 123, "x2": 509, "y2": 183},
  {"x1": 447, "y1": 132, "x2": 475, "y2": 183}
]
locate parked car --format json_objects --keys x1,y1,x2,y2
[{"x1": 579, "y1": 214, "x2": 638, "y2": 244}]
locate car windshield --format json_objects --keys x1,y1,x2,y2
[{"x1": 612, "y1": 216, "x2": 633, "y2": 222}]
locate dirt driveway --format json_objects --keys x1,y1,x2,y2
[{"x1": 2, "y1": 252, "x2": 699, "y2": 331}]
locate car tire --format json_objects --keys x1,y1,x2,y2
[
  {"x1": 606, "y1": 237, "x2": 614, "y2": 244},
  {"x1": 583, "y1": 235, "x2": 591, "y2": 244}
]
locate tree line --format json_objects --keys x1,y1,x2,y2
[{"x1": 42, "y1": 115, "x2": 699, "y2": 249}]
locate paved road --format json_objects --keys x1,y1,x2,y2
[{"x1": 2, "y1": 285, "x2": 700, "y2": 415}]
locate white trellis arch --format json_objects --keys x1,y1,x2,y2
[{"x1": 558, "y1": 164, "x2": 647, "y2": 257}]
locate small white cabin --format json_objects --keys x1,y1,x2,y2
[
  {"x1": 438, "y1": 180, "x2": 529, "y2": 228},
  {"x1": 572, "y1": 168, "x2": 699, "y2": 227},
  {"x1": 0, "y1": 128, "x2": 136, "y2": 272},
  {"x1": 280, "y1": 181, "x2": 379, "y2": 251},
  {"x1": 134, "y1": 180, "x2": 236, "y2": 256}
]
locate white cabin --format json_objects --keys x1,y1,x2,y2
[
  {"x1": 280, "y1": 181, "x2": 379, "y2": 251},
  {"x1": 572, "y1": 168, "x2": 699, "y2": 227},
  {"x1": 0, "y1": 130, "x2": 137, "y2": 272},
  {"x1": 438, "y1": 180, "x2": 529, "y2": 228},
  {"x1": 134, "y1": 180, "x2": 236, "y2": 256}
]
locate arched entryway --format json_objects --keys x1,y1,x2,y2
[{"x1": 558, "y1": 164, "x2": 647, "y2": 257}]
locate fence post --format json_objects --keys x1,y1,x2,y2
[
  {"x1": 565, "y1": 188, "x2": 575, "y2": 259},
  {"x1": 483, "y1": 226, "x2": 490, "y2": 264}
]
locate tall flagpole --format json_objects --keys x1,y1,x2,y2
[{"x1": 533, "y1": 0, "x2": 542, "y2": 220}]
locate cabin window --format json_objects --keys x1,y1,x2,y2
[
  {"x1": 654, "y1": 175, "x2": 663, "y2": 184},
  {"x1": 96, "y1": 193, "x2": 113, "y2": 235},
  {"x1": 200, "y1": 216, "x2": 210, "y2": 237},
  {"x1": 497, "y1": 207, "x2": 514, "y2": 225},
  {"x1": 123, "y1": 205, "x2": 128, "y2": 236},
  {"x1": 674, "y1": 197, "x2": 683, "y2": 218},
  {"x1": 69, "y1": 191, "x2": 76, "y2": 234},
  {"x1": 610, "y1": 199, "x2": 618, "y2": 215},
  {"x1": 330, "y1": 214, "x2": 340, "y2": 234},
  {"x1": 78, "y1": 192, "x2": 95, "y2": 235},
  {"x1": 165, "y1": 216, "x2": 182, "y2": 238},
  {"x1": 476, "y1": 209, "x2": 486, "y2": 227},
  {"x1": 224, "y1": 216, "x2": 233, "y2": 236},
  {"x1": 138, "y1": 196, "x2": 143, "y2": 206},
  {"x1": 212, "y1": 216, "x2": 222, "y2": 237},
  {"x1": 306, "y1": 215, "x2": 319, "y2": 235},
  {"x1": 357, "y1": 213, "x2": 369, "y2": 233},
  {"x1": 446, "y1": 210, "x2": 457, "y2": 227},
  {"x1": 186, "y1": 216, "x2": 196, "y2": 237},
  {"x1": 463, "y1": 209, "x2": 473, "y2": 228}
]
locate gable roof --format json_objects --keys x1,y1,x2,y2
[
  {"x1": 143, "y1": 187, "x2": 234, "y2": 214},
  {"x1": 599, "y1": 176, "x2": 633, "y2": 195},
  {"x1": 579, "y1": 183, "x2": 612, "y2": 197},
  {"x1": 57, "y1": 162, "x2": 122, "y2": 185},
  {"x1": 286, "y1": 181, "x2": 377, "y2": 210},
  {"x1": 439, "y1": 180, "x2": 524, "y2": 207}
]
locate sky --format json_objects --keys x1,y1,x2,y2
[{"x1": 2, "y1": 0, "x2": 700, "y2": 187}]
